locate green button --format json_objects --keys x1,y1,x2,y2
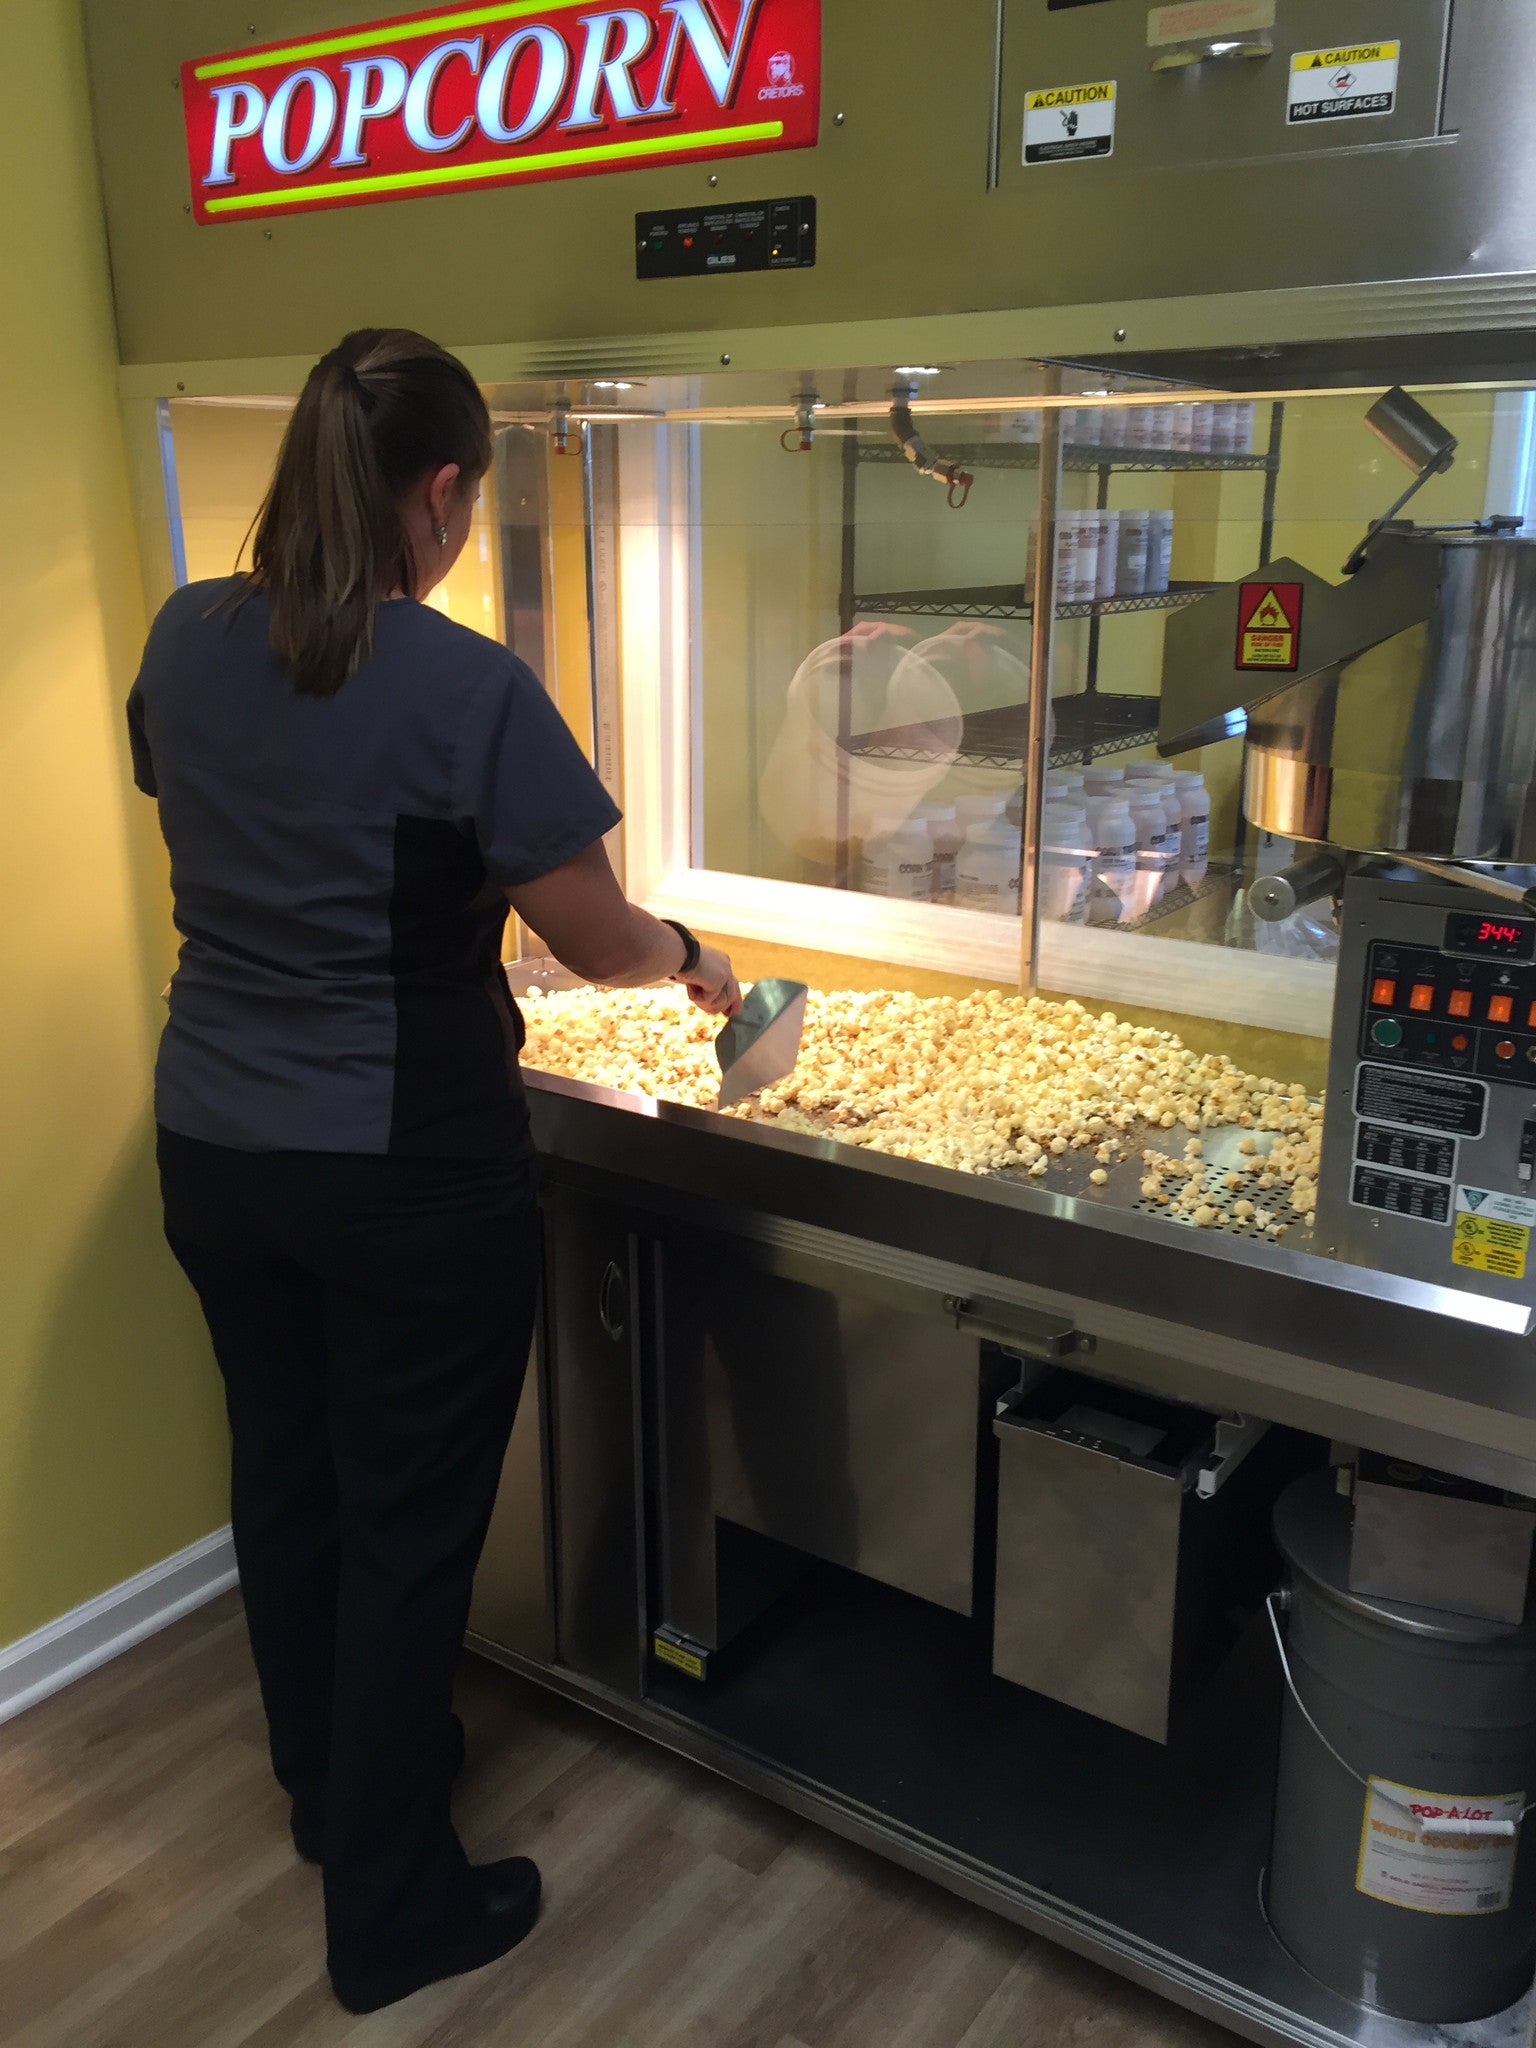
[{"x1": 1373, "y1": 1018, "x2": 1404, "y2": 1048}]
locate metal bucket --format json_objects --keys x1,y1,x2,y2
[
  {"x1": 1246, "y1": 534, "x2": 1536, "y2": 860},
  {"x1": 1267, "y1": 1472, "x2": 1536, "y2": 2024}
]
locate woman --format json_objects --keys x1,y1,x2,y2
[{"x1": 127, "y1": 328, "x2": 739, "y2": 2013}]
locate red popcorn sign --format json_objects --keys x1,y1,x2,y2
[{"x1": 181, "y1": 0, "x2": 820, "y2": 223}]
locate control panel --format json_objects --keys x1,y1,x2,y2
[
  {"x1": 636, "y1": 197, "x2": 816, "y2": 279},
  {"x1": 1317, "y1": 879, "x2": 1536, "y2": 1304}
]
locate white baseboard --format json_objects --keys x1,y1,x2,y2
[{"x1": 0, "y1": 1527, "x2": 238, "y2": 1727}]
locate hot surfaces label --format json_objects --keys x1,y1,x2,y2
[
  {"x1": 181, "y1": 0, "x2": 820, "y2": 223},
  {"x1": 1288, "y1": 41, "x2": 1400, "y2": 125}
]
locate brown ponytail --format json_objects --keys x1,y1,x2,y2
[{"x1": 240, "y1": 328, "x2": 492, "y2": 698}]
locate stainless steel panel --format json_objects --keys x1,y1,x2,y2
[
  {"x1": 1245, "y1": 538, "x2": 1536, "y2": 860},
  {"x1": 1351, "y1": 1478, "x2": 1536, "y2": 1624},
  {"x1": 468, "y1": 1337, "x2": 553, "y2": 1663},
  {"x1": 655, "y1": 1228, "x2": 981, "y2": 1644},
  {"x1": 993, "y1": 1419, "x2": 1183, "y2": 1743},
  {"x1": 998, "y1": 0, "x2": 1451, "y2": 182},
  {"x1": 544, "y1": 1193, "x2": 647, "y2": 1696}
]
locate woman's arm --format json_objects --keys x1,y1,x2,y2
[{"x1": 508, "y1": 840, "x2": 741, "y2": 1016}]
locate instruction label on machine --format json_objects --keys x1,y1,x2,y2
[
  {"x1": 1357, "y1": 1778, "x2": 1522, "y2": 1915},
  {"x1": 1355, "y1": 1065, "x2": 1488, "y2": 1139},
  {"x1": 1024, "y1": 81, "x2": 1116, "y2": 163},
  {"x1": 1289, "y1": 42, "x2": 1400, "y2": 125},
  {"x1": 1453, "y1": 1187, "x2": 1531, "y2": 1280}
]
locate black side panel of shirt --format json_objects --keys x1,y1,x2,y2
[{"x1": 388, "y1": 815, "x2": 530, "y2": 1158}]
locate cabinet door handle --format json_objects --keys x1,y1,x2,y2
[
  {"x1": 945, "y1": 1293, "x2": 1084, "y2": 1357},
  {"x1": 597, "y1": 1260, "x2": 628, "y2": 1342}
]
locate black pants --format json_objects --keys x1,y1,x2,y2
[{"x1": 158, "y1": 1127, "x2": 539, "y2": 1973}]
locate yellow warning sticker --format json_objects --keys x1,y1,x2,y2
[
  {"x1": 1288, "y1": 43, "x2": 1400, "y2": 125},
  {"x1": 1024, "y1": 81, "x2": 1116, "y2": 164},
  {"x1": 653, "y1": 1636, "x2": 706, "y2": 1679},
  {"x1": 1452, "y1": 1213, "x2": 1529, "y2": 1280}
]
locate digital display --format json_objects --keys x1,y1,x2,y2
[{"x1": 1444, "y1": 912, "x2": 1536, "y2": 961}]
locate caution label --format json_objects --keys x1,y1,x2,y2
[
  {"x1": 1024, "y1": 80, "x2": 1116, "y2": 164},
  {"x1": 1236, "y1": 580, "x2": 1302, "y2": 670},
  {"x1": 1289, "y1": 42, "x2": 1400, "y2": 125},
  {"x1": 1357, "y1": 1778, "x2": 1522, "y2": 1916},
  {"x1": 1452, "y1": 1211, "x2": 1529, "y2": 1280}
]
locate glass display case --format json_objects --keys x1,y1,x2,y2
[{"x1": 157, "y1": 363, "x2": 1530, "y2": 1242}]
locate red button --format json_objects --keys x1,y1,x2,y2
[
  {"x1": 1370, "y1": 977, "x2": 1397, "y2": 1007},
  {"x1": 1489, "y1": 994, "x2": 1514, "y2": 1024},
  {"x1": 1409, "y1": 984, "x2": 1435, "y2": 1013},
  {"x1": 1452, "y1": 1034, "x2": 1470, "y2": 1051},
  {"x1": 1496, "y1": 1040, "x2": 1516, "y2": 1060},
  {"x1": 1447, "y1": 989, "x2": 1473, "y2": 1018}
]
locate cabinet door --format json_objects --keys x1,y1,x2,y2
[
  {"x1": 468, "y1": 1328, "x2": 553, "y2": 1665},
  {"x1": 545, "y1": 1192, "x2": 647, "y2": 1697}
]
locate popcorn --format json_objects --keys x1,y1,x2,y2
[{"x1": 519, "y1": 985, "x2": 1324, "y2": 1200}]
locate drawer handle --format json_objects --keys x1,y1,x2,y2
[
  {"x1": 945, "y1": 1293, "x2": 1085, "y2": 1358},
  {"x1": 597, "y1": 1260, "x2": 628, "y2": 1342}
]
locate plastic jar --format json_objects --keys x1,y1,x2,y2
[
  {"x1": 1127, "y1": 789, "x2": 1171, "y2": 918},
  {"x1": 861, "y1": 814, "x2": 935, "y2": 900},
  {"x1": 1170, "y1": 403, "x2": 1197, "y2": 452},
  {"x1": 956, "y1": 816, "x2": 1023, "y2": 917},
  {"x1": 1174, "y1": 770, "x2": 1211, "y2": 887},
  {"x1": 1116, "y1": 512, "x2": 1151, "y2": 596},
  {"x1": 1041, "y1": 802, "x2": 1091, "y2": 924},
  {"x1": 1094, "y1": 510, "x2": 1121, "y2": 601},
  {"x1": 1191, "y1": 402, "x2": 1217, "y2": 452},
  {"x1": 1071, "y1": 513, "x2": 1100, "y2": 604},
  {"x1": 1083, "y1": 764, "x2": 1127, "y2": 801},
  {"x1": 1086, "y1": 797, "x2": 1136, "y2": 925},
  {"x1": 915, "y1": 803, "x2": 963, "y2": 904},
  {"x1": 1234, "y1": 400, "x2": 1257, "y2": 455},
  {"x1": 1146, "y1": 509, "x2": 1174, "y2": 594},
  {"x1": 1209, "y1": 403, "x2": 1239, "y2": 454},
  {"x1": 1054, "y1": 519, "x2": 1080, "y2": 606}
]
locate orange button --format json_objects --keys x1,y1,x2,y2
[
  {"x1": 1448, "y1": 989, "x2": 1473, "y2": 1018},
  {"x1": 1489, "y1": 994, "x2": 1515, "y2": 1024},
  {"x1": 1527, "y1": 1000, "x2": 1536, "y2": 1030},
  {"x1": 1452, "y1": 1034, "x2": 1470, "y2": 1051},
  {"x1": 1370, "y1": 977, "x2": 1397, "y2": 1008},
  {"x1": 1497, "y1": 1040, "x2": 1517, "y2": 1060},
  {"x1": 1409, "y1": 984, "x2": 1435, "y2": 1012}
]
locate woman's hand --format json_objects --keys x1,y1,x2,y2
[{"x1": 680, "y1": 944, "x2": 742, "y2": 1018}]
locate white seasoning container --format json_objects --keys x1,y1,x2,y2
[
  {"x1": 1148, "y1": 780, "x2": 1184, "y2": 897},
  {"x1": 1072, "y1": 513, "x2": 1101, "y2": 604},
  {"x1": 1235, "y1": 401, "x2": 1258, "y2": 454},
  {"x1": 1170, "y1": 403, "x2": 1197, "y2": 451},
  {"x1": 1054, "y1": 519, "x2": 1080, "y2": 607},
  {"x1": 861, "y1": 814, "x2": 935, "y2": 901},
  {"x1": 1082, "y1": 764, "x2": 1127, "y2": 802},
  {"x1": 1209, "y1": 403, "x2": 1239, "y2": 454},
  {"x1": 1115, "y1": 511, "x2": 1151, "y2": 595},
  {"x1": 1174, "y1": 770, "x2": 1211, "y2": 887},
  {"x1": 1094, "y1": 509, "x2": 1121, "y2": 600},
  {"x1": 1040, "y1": 802, "x2": 1091, "y2": 924},
  {"x1": 1086, "y1": 796, "x2": 1137, "y2": 925},
  {"x1": 1127, "y1": 788, "x2": 1171, "y2": 918},
  {"x1": 956, "y1": 816, "x2": 1023, "y2": 917},
  {"x1": 916, "y1": 803, "x2": 963, "y2": 904},
  {"x1": 1146, "y1": 509, "x2": 1174, "y2": 594},
  {"x1": 1191, "y1": 402, "x2": 1217, "y2": 452}
]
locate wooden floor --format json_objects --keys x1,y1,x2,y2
[{"x1": 0, "y1": 1593, "x2": 1235, "y2": 2048}]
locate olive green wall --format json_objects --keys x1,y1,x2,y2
[{"x1": 0, "y1": 0, "x2": 229, "y2": 1650}]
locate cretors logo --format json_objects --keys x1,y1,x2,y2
[{"x1": 759, "y1": 49, "x2": 805, "y2": 100}]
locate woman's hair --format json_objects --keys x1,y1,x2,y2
[{"x1": 241, "y1": 328, "x2": 492, "y2": 698}]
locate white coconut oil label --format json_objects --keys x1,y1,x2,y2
[{"x1": 1356, "y1": 1777, "x2": 1522, "y2": 1916}]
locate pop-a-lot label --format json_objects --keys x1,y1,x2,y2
[{"x1": 182, "y1": 0, "x2": 820, "y2": 224}]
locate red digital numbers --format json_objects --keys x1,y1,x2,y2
[{"x1": 1481, "y1": 921, "x2": 1523, "y2": 944}]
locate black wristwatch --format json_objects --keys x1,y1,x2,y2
[{"x1": 662, "y1": 918, "x2": 701, "y2": 979}]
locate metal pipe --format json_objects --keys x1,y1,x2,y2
[
  {"x1": 889, "y1": 386, "x2": 974, "y2": 508},
  {"x1": 1021, "y1": 368, "x2": 1064, "y2": 993},
  {"x1": 1248, "y1": 850, "x2": 1347, "y2": 922}
]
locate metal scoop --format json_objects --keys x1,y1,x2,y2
[{"x1": 714, "y1": 978, "x2": 808, "y2": 1111}]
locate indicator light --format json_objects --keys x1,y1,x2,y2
[
  {"x1": 1489, "y1": 994, "x2": 1515, "y2": 1024},
  {"x1": 1528, "y1": 1001, "x2": 1536, "y2": 1030},
  {"x1": 1370, "y1": 977, "x2": 1397, "y2": 1007},
  {"x1": 1409, "y1": 984, "x2": 1435, "y2": 1012},
  {"x1": 1448, "y1": 989, "x2": 1473, "y2": 1018},
  {"x1": 1372, "y1": 1018, "x2": 1404, "y2": 1049},
  {"x1": 1496, "y1": 1040, "x2": 1517, "y2": 1060},
  {"x1": 1452, "y1": 1034, "x2": 1470, "y2": 1051}
]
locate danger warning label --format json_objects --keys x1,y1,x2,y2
[
  {"x1": 1235, "y1": 581, "x2": 1302, "y2": 671},
  {"x1": 1289, "y1": 41, "x2": 1400, "y2": 124}
]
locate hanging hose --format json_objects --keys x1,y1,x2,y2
[
  {"x1": 889, "y1": 388, "x2": 974, "y2": 508},
  {"x1": 1266, "y1": 1591, "x2": 1532, "y2": 1840}
]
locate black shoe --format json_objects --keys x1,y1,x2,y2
[
  {"x1": 291, "y1": 1715, "x2": 468, "y2": 1865},
  {"x1": 328, "y1": 1856, "x2": 541, "y2": 2014}
]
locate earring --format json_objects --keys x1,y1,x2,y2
[{"x1": 433, "y1": 521, "x2": 449, "y2": 547}]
